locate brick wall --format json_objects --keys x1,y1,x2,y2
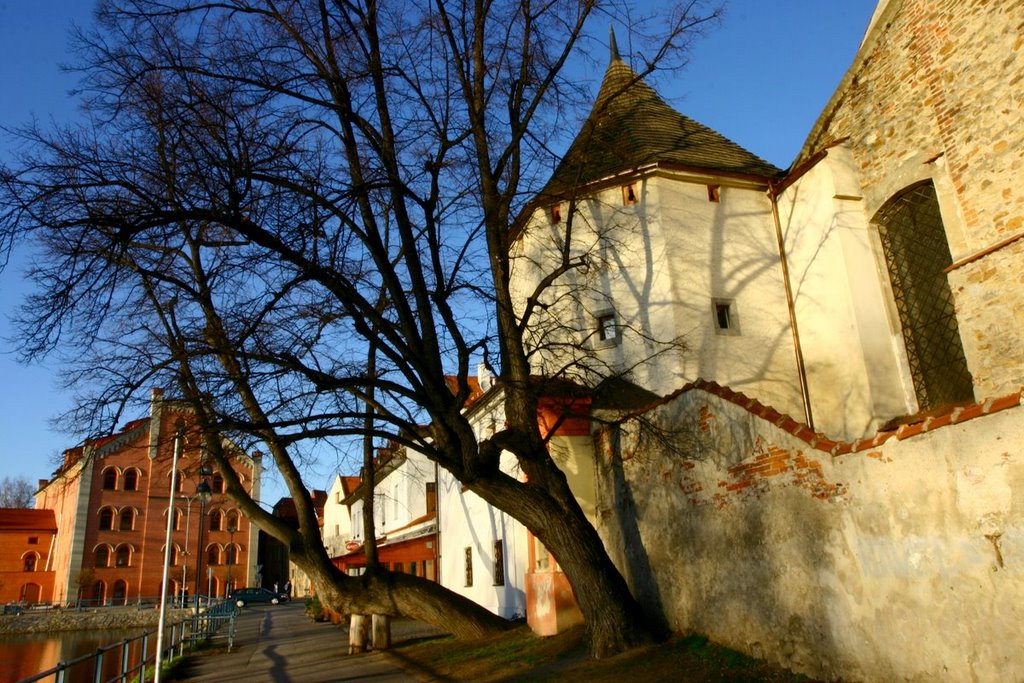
[{"x1": 801, "y1": 0, "x2": 1024, "y2": 398}]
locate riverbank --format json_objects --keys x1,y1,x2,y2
[{"x1": 0, "y1": 605, "x2": 192, "y2": 634}]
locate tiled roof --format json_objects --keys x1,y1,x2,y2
[
  {"x1": 541, "y1": 41, "x2": 780, "y2": 198},
  {"x1": 690, "y1": 379, "x2": 1022, "y2": 456},
  {"x1": 339, "y1": 476, "x2": 360, "y2": 497},
  {"x1": 0, "y1": 508, "x2": 57, "y2": 532},
  {"x1": 444, "y1": 376, "x2": 484, "y2": 408}
]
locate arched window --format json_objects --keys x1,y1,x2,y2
[
  {"x1": 94, "y1": 580, "x2": 107, "y2": 605},
  {"x1": 95, "y1": 546, "x2": 110, "y2": 568},
  {"x1": 875, "y1": 181, "x2": 973, "y2": 409},
  {"x1": 123, "y1": 469, "x2": 138, "y2": 491},
  {"x1": 225, "y1": 510, "x2": 239, "y2": 531},
  {"x1": 119, "y1": 508, "x2": 135, "y2": 531},
  {"x1": 207, "y1": 545, "x2": 220, "y2": 566},
  {"x1": 209, "y1": 509, "x2": 223, "y2": 532},
  {"x1": 22, "y1": 552, "x2": 38, "y2": 572},
  {"x1": 102, "y1": 468, "x2": 117, "y2": 490},
  {"x1": 225, "y1": 544, "x2": 238, "y2": 566},
  {"x1": 168, "y1": 544, "x2": 180, "y2": 566},
  {"x1": 211, "y1": 473, "x2": 224, "y2": 493},
  {"x1": 98, "y1": 508, "x2": 114, "y2": 531},
  {"x1": 112, "y1": 580, "x2": 128, "y2": 605},
  {"x1": 173, "y1": 508, "x2": 182, "y2": 531},
  {"x1": 115, "y1": 545, "x2": 131, "y2": 567}
]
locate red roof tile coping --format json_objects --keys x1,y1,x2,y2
[{"x1": 684, "y1": 380, "x2": 1021, "y2": 457}]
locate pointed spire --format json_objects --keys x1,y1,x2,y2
[
  {"x1": 609, "y1": 26, "x2": 620, "y2": 63},
  {"x1": 539, "y1": 35, "x2": 780, "y2": 197}
]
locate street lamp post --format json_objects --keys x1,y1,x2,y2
[
  {"x1": 193, "y1": 477, "x2": 212, "y2": 610},
  {"x1": 155, "y1": 426, "x2": 184, "y2": 683},
  {"x1": 177, "y1": 493, "x2": 199, "y2": 607}
]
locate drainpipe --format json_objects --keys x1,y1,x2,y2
[
  {"x1": 768, "y1": 182, "x2": 814, "y2": 430},
  {"x1": 434, "y1": 460, "x2": 440, "y2": 585}
]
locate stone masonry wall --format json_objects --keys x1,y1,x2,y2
[
  {"x1": 595, "y1": 380, "x2": 1024, "y2": 682},
  {"x1": 0, "y1": 606, "x2": 191, "y2": 634},
  {"x1": 801, "y1": 0, "x2": 1024, "y2": 399}
]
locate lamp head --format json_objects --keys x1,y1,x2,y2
[{"x1": 196, "y1": 479, "x2": 212, "y2": 503}]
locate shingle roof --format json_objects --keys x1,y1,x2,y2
[
  {"x1": 0, "y1": 508, "x2": 57, "y2": 532},
  {"x1": 541, "y1": 39, "x2": 780, "y2": 198}
]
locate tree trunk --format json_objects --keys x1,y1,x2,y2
[
  {"x1": 472, "y1": 460, "x2": 662, "y2": 657},
  {"x1": 300, "y1": 556, "x2": 509, "y2": 641}
]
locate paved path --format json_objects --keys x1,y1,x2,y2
[{"x1": 174, "y1": 603, "x2": 441, "y2": 682}]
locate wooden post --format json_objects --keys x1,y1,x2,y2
[
  {"x1": 348, "y1": 614, "x2": 370, "y2": 654},
  {"x1": 371, "y1": 614, "x2": 392, "y2": 650}
]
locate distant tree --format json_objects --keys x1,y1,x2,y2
[
  {"x1": 0, "y1": 0, "x2": 717, "y2": 657},
  {"x1": 0, "y1": 476, "x2": 35, "y2": 508}
]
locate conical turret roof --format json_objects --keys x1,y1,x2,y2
[{"x1": 542, "y1": 38, "x2": 780, "y2": 197}]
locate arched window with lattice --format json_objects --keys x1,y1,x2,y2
[{"x1": 874, "y1": 181, "x2": 974, "y2": 410}]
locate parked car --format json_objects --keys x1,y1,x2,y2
[{"x1": 229, "y1": 587, "x2": 288, "y2": 607}]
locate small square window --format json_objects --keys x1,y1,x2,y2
[
  {"x1": 550, "y1": 203, "x2": 562, "y2": 224},
  {"x1": 707, "y1": 184, "x2": 721, "y2": 202},
  {"x1": 712, "y1": 299, "x2": 740, "y2": 335},
  {"x1": 596, "y1": 313, "x2": 617, "y2": 341},
  {"x1": 622, "y1": 183, "x2": 639, "y2": 205},
  {"x1": 28, "y1": 536, "x2": 38, "y2": 545}
]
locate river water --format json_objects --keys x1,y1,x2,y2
[{"x1": 0, "y1": 627, "x2": 150, "y2": 682}]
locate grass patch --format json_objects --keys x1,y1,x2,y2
[{"x1": 391, "y1": 624, "x2": 820, "y2": 682}]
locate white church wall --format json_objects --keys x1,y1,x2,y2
[
  {"x1": 778, "y1": 148, "x2": 912, "y2": 439},
  {"x1": 512, "y1": 171, "x2": 805, "y2": 420}
]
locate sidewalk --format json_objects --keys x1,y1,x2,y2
[{"x1": 173, "y1": 602, "x2": 443, "y2": 682}]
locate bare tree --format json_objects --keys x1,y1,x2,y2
[
  {"x1": 0, "y1": 476, "x2": 36, "y2": 508},
  {"x1": 0, "y1": 0, "x2": 718, "y2": 656}
]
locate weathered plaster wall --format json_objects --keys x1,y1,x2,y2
[
  {"x1": 801, "y1": 0, "x2": 1024, "y2": 400},
  {"x1": 595, "y1": 383, "x2": 1024, "y2": 682}
]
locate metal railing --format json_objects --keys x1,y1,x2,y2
[{"x1": 17, "y1": 600, "x2": 236, "y2": 683}]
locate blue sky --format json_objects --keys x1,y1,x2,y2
[{"x1": 0, "y1": 1, "x2": 878, "y2": 498}]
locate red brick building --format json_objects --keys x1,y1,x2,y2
[
  {"x1": 34, "y1": 390, "x2": 262, "y2": 605},
  {"x1": 0, "y1": 508, "x2": 57, "y2": 604}
]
